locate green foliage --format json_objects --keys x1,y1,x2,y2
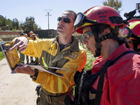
[
  {"x1": 7, "y1": 19, "x2": 13, "y2": 30},
  {"x1": 82, "y1": 45, "x2": 95, "y2": 71},
  {"x1": 24, "y1": 17, "x2": 35, "y2": 31},
  {"x1": 0, "y1": 17, "x2": 8, "y2": 26},
  {"x1": 12, "y1": 18, "x2": 19, "y2": 29},
  {"x1": 0, "y1": 51, "x2": 5, "y2": 60},
  {"x1": 103, "y1": 0, "x2": 122, "y2": 13},
  {"x1": 12, "y1": 29, "x2": 17, "y2": 32},
  {"x1": 0, "y1": 15, "x2": 41, "y2": 31}
]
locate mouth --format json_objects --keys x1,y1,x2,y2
[{"x1": 57, "y1": 25, "x2": 64, "y2": 30}]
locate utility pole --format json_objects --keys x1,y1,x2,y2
[{"x1": 44, "y1": 9, "x2": 52, "y2": 30}]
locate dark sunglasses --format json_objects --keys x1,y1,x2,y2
[
  {"x1": 83, "y1": 31, "x2": 93, "y2": 39},
  {"x1": 57, "y1": 17, "x2": 72, "y2": 23}
]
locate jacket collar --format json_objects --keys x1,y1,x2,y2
[
  {"x1": 50, "y1": 36, "x2": 79, "y2": 52},
  {"x1": 92, "y1": 44, "x2": 132, "y2": 72}
]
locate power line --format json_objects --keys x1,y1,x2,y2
[{"x1": 44, "y1": 9, "x2": 52, "y2": 30}]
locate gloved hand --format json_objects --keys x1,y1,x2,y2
[{"x1": 10, "y1": 37, "x2": 28, "y2": 52}]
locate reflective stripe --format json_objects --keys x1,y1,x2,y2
[
  {"x1": 42, "y1": 57, "x2": 48, "y2": 68},
  {"x1": 85, "y1": 8, "x2": 95, "y2": 15},
  {"x1": 129, "y1": 21, "x2": 140, "y2": 29},
  {"x1": 42, "y1": 57, "x2": 62, "y2": 93},
  {"x1": 79, "y1": 20, "x2": 97, "y2": 29},
  {"x1": 58, "y1": 77, "x2": 62, "y2": 93},
  {"x1": 20, "y1": 60, "x2": 24, "y2": 63}
]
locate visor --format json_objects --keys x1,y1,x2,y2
[
  {"x1": 74, "y1": 12, "x2": 98, "y2": 28},
  {"x1": 119, "y1": 27, "x2": 133, "y2": 38},
  {"x1": 120, "y1": 27, "x2": 140, "y2": 39}
]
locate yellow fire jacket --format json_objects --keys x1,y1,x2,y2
[{"x1": 22, "y1": 36, "x2": 87, "y2": 93}]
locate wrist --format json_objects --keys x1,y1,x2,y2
[
  {"x1": 30, "y1": 70, "x2": 35, "y2": 76},
  {"x1": 30, "y1": 69, "x2": 38, "y2": 80}
]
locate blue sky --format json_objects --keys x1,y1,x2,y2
[{"x1": 1, "y1": 0, "x2": 140, "y2": 30}]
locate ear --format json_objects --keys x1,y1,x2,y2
[{"x1": 104, "y1": 28, "x2": 110, "y2": 35}]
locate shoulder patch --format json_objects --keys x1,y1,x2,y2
[{"x1": 68, "y1": 52, "x2": 78, "y2": 60}]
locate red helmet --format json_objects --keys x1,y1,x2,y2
[
  {"x1": 75, "y1": 6, "x2": 125, "y2": 34},
  {"x1": 128, "y1": 19, "x2": 140, "y2": 39}
]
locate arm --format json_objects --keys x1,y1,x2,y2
[
  {"x1": 11, "y1": 37, "x2": 53, "y2": 58},
  {"x1": 109, "y1": 54, "x2": 140, "y2": 105},
  {"x1": 14, "y1": 63, "x2": 35, "y2": 76},
  {"x1": 33, "y1": 50, "x2": 87, "y2": 93}
]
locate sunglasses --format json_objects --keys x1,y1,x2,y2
[
  {"x1": 83, "y1": 31, "x2": 93, "y2": 39},
  {"x1": 57, "y1": 17, "x2": 72, "y2": 23}
]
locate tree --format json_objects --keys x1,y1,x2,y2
[
  {"x1": 19, "y1": 22, "x2": 26, "y2": 31},
  {"x1": 12, "y1": 18, "x2": 19, "y2": 29},
  {"x1": 103, "y1": 0, "x2": 122, "y2": 12},
  {"x1": 0, "y1": 16, "x2": 9, "y2": 30},
  {"x1": 0, "y1": 17, "x2": 7, "y2": 27},
  {"x1": 0, "y1": 15, "x2": 41, "y2": 31},
  {"x1": 33, "y1": 23, "x2": 41, "y2": 31},
  {"x1": 24, "y1": 16, "x2": 35, "y2": 31},
  {"x1": 7, "y1": 19, "x2": 13, "y2": 30}
]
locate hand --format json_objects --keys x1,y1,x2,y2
[
  {"x1": 15, "y1": 63, "x2": 35, "y2": 76},
  {"x1": 10, "y1": 37, "x2": 28, "y2": 52}
]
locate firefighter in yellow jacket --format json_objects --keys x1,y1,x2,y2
[
  {"x1": 28, "y1": 31, "x2": 39, "y2": 64},
  {"x1": 10, "y1": 10, "x2": 87, "y2": 105}
]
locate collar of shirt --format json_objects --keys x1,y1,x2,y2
[
  {"x1": 92, "y1": 44, "x2": 132, "y2": 73},
  {"x1": 50, "y1": 36, "x2": 79, "y2": 52},
  {"x1": 59, "y1": 39, "x2": 73, "y2": 51}
]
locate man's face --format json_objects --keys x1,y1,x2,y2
[
  {"x1": 83, "y1": 27, "x2": 96, "y2": 55},
  {"x1": 57, "y1": 11, "x2": 75, "y2": 36},
  {"x1": 30, "y1": 35, "x2": 36, "y2": 40}
]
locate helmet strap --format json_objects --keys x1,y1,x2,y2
[
  {"x1": 91, "y1": 25, "x2": 120, "y2": 57},
  {"x1": 99, "y1": 33, "x2": 114, "y2": 42},
  {"x1": 133, "y1": 40, "x2": 139, "y2": 51}
]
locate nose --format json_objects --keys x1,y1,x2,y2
[
  {"x1": 58, "y1": 18, "x2": 65, "y2": 25},
  {"x1": 83, "y1": 38, "x2": 88, "y2": 44}
]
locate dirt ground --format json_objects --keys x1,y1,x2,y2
[{"x1": 0, "y1": 58, "x2": 38, "y2": 105}]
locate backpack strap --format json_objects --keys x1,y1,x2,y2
[
  {"x1": 112, "y1": 50, "x2": 140, "y2": 63},
  {"x1": 94, "y1": 50, "x2": 140, "y2": 105}
]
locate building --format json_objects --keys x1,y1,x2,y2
[
  {"x1": 0, "y1": 31, "x2": 20, "y2": 41},
  {"x1": 24, "y1": 29, "x2": 57, "y2": 38}
]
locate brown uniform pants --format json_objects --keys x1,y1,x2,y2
[{"x1": 37, "y1": 87, "x2": 72, "y2": 105}]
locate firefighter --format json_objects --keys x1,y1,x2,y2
[
  {"x1": 72, "y1": 6, "x2": 140, "y2": 105},
  {"x1": 28, "y1": 31, "x2": 39, "y2": 64},
  {"x1": 127, "y1": 19, "x2": 140, "y2": 52},
  {"x1": 10, "y1": 10, "x2": 87, "y2": 105},
  {"x1": 19, "y1": 33, "x2": 29, "y2": 64}
]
